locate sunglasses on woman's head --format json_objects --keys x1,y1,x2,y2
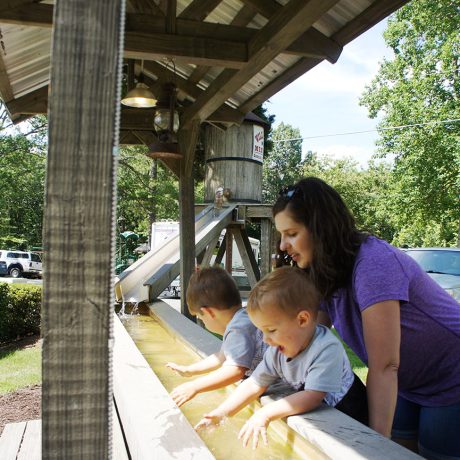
[{"x1": 279, "y1": 185, "x2": 298, "y2": 200}]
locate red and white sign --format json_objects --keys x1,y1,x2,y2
[{"x1": 252, "y1": 125, "x2": 264, "y2": 162}]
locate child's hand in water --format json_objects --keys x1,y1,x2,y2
[
  {"x1": 165, "y1": 362, "x2": 193, "y2": 377},
  {"x1": 238, "y1": 410, "x2": 270, "y2": 449},
  {"x1": 194, "y1": 410, "x2": 226, "y2": 431},
  {"x1": 170, "y1": 382, "x2": 198, "y2": 407}
]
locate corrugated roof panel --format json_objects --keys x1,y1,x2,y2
[{"x1": 0, "y1": 23, "x2": 51, "y2": 100}]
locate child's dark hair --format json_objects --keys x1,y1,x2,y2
[
  {"x1": 273, "y1": 177, "x2": 367, "y2": 300},
  {"x1": 247, "y1": 266, "x2": 320, "y2": 319},
  {"x1": 186, "y1": 266, "x2": 242, "y2": 314}
]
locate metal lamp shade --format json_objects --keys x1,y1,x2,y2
[{"x1": 121, "y1": 83, "x2": 157, "y2": 108}]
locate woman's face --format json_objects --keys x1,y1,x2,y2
[{"x1": 274, "y1": 209, "x2": 313, "y2": 269}]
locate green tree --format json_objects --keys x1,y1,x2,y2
[
  {"x1": 360, "y1": 0, "x2": 460, "y2": 246},
  {"x1": 0, "y1": 108, "x2": 47, "y2": 248},
  {"x1": 262, "y1": 122, "x2": 304, "y2": 203},
  {"x1": 302, "y1": 155, "x2": 396, "y2": 242}
]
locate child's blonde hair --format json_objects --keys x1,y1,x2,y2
[
  {"x1": 247, "y1": 266, "x2": 320, "y2": 318},
  {"x1": 186, "y1": 266, "x2": 241, "y2": 314}
]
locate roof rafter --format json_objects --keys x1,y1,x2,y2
[
  {"x1": 178, "y1": 0, "x2": 221, "y2": 21},
  {"x1": 239, "y1": 0, "x2": 411, "y2": 115},
  {"x1": 182, "y1": 0, "x2": 341, "y2": 127}
]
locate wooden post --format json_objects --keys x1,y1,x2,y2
[
  {"x1": 232, "y1": 226, "x2": 261, "y2": 287},
  {"x1": 42, "y1": 0, "x2": 124, "y2": 458},
  {"x1": 260, "y1": 218, "x2": 273, "y2": 277},
  {"x1": 225, "y1": 227, "x2": 233, "y2": 274},
  {"x1": 178, "y1": 119, "x2": 200, "y2": 320}
]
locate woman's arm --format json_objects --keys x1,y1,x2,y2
[
  {"x1": 170, "y1": 364, "x2": 247, "y2": 407},
  {"x1": 166, "y1": 351, "x2": 225, "y2": 376},
  {"x1": 362, "y1": 300, "x2": 400, "y2": 437}
]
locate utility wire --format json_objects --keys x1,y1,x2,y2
[{"x1": 272, "y1": 118, "x2": 460, "y2": 143}]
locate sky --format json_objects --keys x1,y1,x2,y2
[{"x1": 267, "y1": 19, "x2": 393, "y2": 168}]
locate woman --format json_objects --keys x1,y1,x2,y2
[{"x1": 273, "y1": 177, "x2": 460, "y2": 460}]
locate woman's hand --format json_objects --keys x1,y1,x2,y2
[
  {"x1": 165, "y1": 362, "x2": 193, "y2": 377},
  {"x1": 194, "y1": 410, "x2": 226, "y2": 431},
  {"x1": 170, "y1": 382, "x2": 198, "y2": 407},
  {"x1": 238, "y1": 409, "x2": 271, "y2": 449}
]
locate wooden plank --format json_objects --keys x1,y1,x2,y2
[
  {"x1": 260, "y1": 217, "x2": 273, "y2": 278},
  {"x1": 0, "y1": 421, "x2": 26, "y2": 460},
  {"x1": 112, "y1": 314, "x2": 215, "y2": 459},
  {"x1": 240, "y1": 0, "x2": 342, "y2": 62},
  {"x1": 6, "y1": 86, "x2": 48, "y2": 117},
  {"x1": 178, "y1": 0, "x2": 221, "y2": 21},
  {"x1": 126, "y1": 0, "x2": 164, "y2": 15},
  {"x1": 124, "y1": 31, "x2": 247, "y2": 68},
  {"x1": 17, "y1": 420, "x2": 41, "y2": 460},
  {"x1": 42, "y1": 0, "x2": 123, "y2": 457},
  {"x1": 232, "y1": 226, "x2": 260, "y2": 287},
  {"x1": 181, "y1": 0, "x2": 340, "y2": 126},
  {"x1": 178, "y1": 120, "x2": 201, "y2": 319},
  {"x1": 0, "y1": 3, "x2": 53, "y2": 27},
  {"x1": 199, "y1": 233, "x2": 220, "y2": 267}
]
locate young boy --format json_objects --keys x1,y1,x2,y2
[
  {"x1": 195, "y1": 266, "x2": 368, "y2": 449},
  {"x1": 166, "y1": 266, "x2": 267, "y2": 407}
]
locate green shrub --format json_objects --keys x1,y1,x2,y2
[{"x1": 0, "y1": 283, "x2": 41, "y2": 344}]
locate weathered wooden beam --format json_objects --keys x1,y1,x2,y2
[
  {"x1": 0, "y1": 0, "x2": 36, "y2": 13},
  {"x1": 333, "y1": 0, "x2": 411, "y2": 45},
  {"x1": 232, "y1": 226, "x2": 260, "y2": 287},
  {"x1": 42, "y1": 0, "x2": 123, "y2": 456},
  {"x1": 143, "y1": 61, "x2": 246, "y2": 125},
  {"x1": 181, "y1": 0, "x2": 340, "y2": 126},
  {"x1": 240, "y1": 0, "x2": 342, "y2": 63},
  {"x1": 0, "y1": 3, "x2": 53, "y2": 27},
  {"x1": 166, "y1": 0, "x2": 176, "y2": 33},
  {"x1": 178, "y1": 0, "x2": 221, "y2": 21},
  {"x1": 124, "y1": 31, "x2": 247, "y2": 68},
  {"x1": 6, "y1": 85, "x2": 48, "y2": 116},
  {"x1": 260, "y1": 218, "x2": 273, "y2": 278},
  {"x1": 239, "y1": 0, "x2": 411, "y2": 115},
  {"x1": 178, "y1": 119, "x2": 201, "y2": 319},
  {"x1": 0, "y1": 6, "x2": 340, "y2": 64},
  {"x1": 126, "y1": 0, "x2": 164, "y2": 15}
]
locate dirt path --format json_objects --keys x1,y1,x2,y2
[
  {"x1": 0, "y1": 384, "x2": 41, "y2": 435},
  {"x1": 0, "y1": 335, "x2": 42, "y2": 436}
]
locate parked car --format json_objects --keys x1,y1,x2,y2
[
  {"x1": 404, "y1": 247, "x2": 460, "y2": 302},
  {"x1": 0, "y1": 260, "x2": 8, "y2": 276},
  {"x1": 0, "y1": 250, "x2": 43, "y2": 278}
]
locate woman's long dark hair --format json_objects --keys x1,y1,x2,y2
[{"x1": 273, "y1": 177, "x2": 367, "y2": 300}]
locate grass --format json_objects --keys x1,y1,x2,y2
[
  {"x1": 332, "y1": 329, "x2": 368, "y2": 383},
  {"x1": 0, "y1": 345, "x2": 41, "y2": 394}
]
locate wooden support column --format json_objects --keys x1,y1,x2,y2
[
  {"x1": 260, "y1": 217, "x2": 273, "y2": 277},
  {"x1": 232, "y1": 226, "x2": 260, "y2": 288},
  {"x1": 42, "y1": 0, "x2": 124, "y2": 457},
  {"x1": 178, "y1": 119, "x2": 200, "y2": 320},
  {"x1": 225, "y1": 227, "x2": 233, "y2": 274}
]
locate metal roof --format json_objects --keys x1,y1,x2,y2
[{"x1": 0, "y1": 0, "x2": 410, "y2": 127}]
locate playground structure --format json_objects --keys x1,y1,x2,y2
[{"x1": 0, "y1": 1, "x2": 413, "y2": 458}]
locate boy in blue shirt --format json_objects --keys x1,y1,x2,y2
[
  {"x1": 195, "y1": 267, "x2": 367, "y2": 449},
  {"x1": 166, "y1": 267, "x2": 267, "y2": 407}
]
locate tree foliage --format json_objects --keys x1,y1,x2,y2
[
  {"x1": 0, "y1": 109, "x2": 47, "y2": 249},
  {"x1": 262, "y1": 122, "x2": 305, "y2": 203},
  {"x1": 360, "y1": 0, "x2": 460, "y2": 245}
]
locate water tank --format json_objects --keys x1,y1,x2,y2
[{"x1": 204, "y1": 116, "x2": 265, "y2": 203}]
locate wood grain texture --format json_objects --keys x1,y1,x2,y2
[{"x1": 42, "y1": 0, "x2": 123, "y2": 457}]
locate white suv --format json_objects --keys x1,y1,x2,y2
[{"x1": 0, "y1": 250, "x2": 43, "y2": 278}]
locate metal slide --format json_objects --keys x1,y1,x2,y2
[{"x1": 114, "y1": 204, "x2": 237, "y2": 304}]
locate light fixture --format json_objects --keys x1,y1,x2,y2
[
  {"x1": 147, "y1": 82, "x2": 182, "y2": 159},
  {"x1": 121, "y1": 82, "x2": 157, "y2": 108},
  {"x1": 121, "y1": 60, "x2": 157, "y2": 108}
]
